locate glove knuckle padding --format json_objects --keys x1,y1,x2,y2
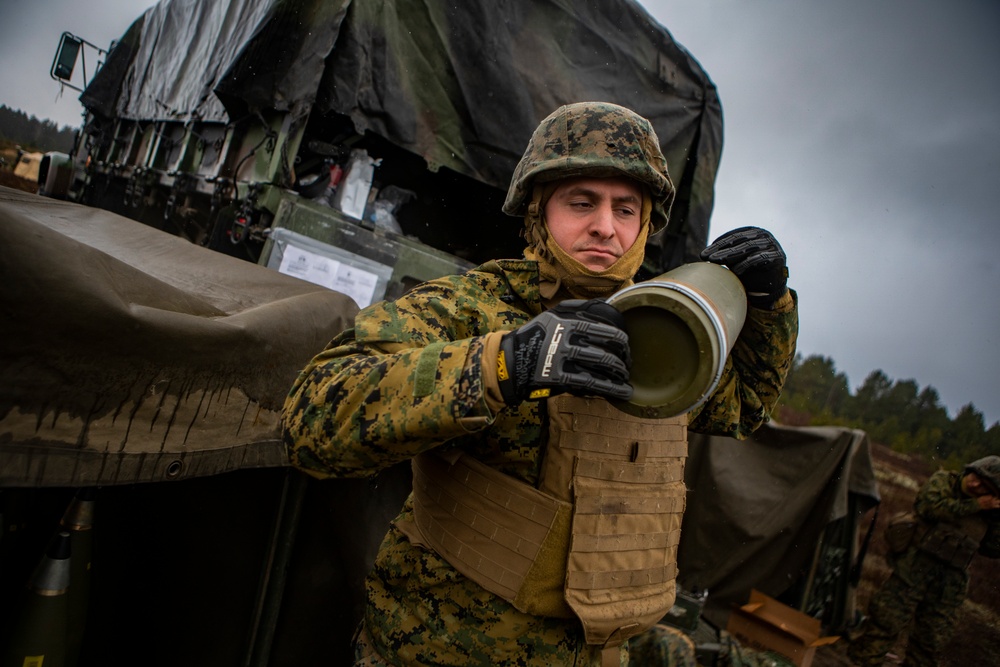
[
  {"x1": 565, "y1": 346, "x2": 628, "y2": 381},
  {"x1": 546, "y1": 320, "x2": 628, "y2": 376},
  {"x1": 500, "y1": 298, "x2": 633, "y2": 402}
]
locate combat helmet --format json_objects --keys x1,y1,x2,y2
[
  {"x1": 503, "y1": 102, "x2": 676, "y2": 233},
  {"x1": 965, "y1": 455, "x2": 1000, "y2": 495}
]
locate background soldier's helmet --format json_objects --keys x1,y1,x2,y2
[
  {"x1": 965, "y1": 455, "x2": 1000, "y2": 494},
  {"x1": 503, "y1": 101, "x2": 676, "y2": 234}
]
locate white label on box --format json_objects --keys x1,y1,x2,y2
[{"x1": 278, "y1": 243, "x2": 379, "y2": 308}]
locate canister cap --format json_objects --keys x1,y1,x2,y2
[{"x1": 605, "y1": 262, "x2": 746, "y2": 419}]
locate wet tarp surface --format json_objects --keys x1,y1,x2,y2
[
  {"x1": 0, "y1": 186, "x2": 358, "y2": 487},
  {"x1": 82, "y1": 0, "x2": 723, "y2": 263},
  {"x1": 84, "y1": 0, "x2": 289, "y2": 123},
  {"x1": 681, "y1": 423, "x2": 881, "y2": 624}
]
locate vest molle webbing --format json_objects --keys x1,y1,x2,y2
[{"x1": 407, "y1": 394, "x2": 689, "y2": 662}]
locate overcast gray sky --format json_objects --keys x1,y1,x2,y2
[
  {"x1": 643, "y1": 1, "x2": 1000, "y2": 428},
  {"x1": 2, "y1": 0, "x2": 998, "y2": 426}
]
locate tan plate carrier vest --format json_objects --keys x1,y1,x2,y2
[{"x1": 405, "y1": 394, "x2": 688, "y2": 665}]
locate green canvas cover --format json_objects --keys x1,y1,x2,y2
[
  {"x1": 0, "y1": 186, "x2": 358, "y2": 487},
  {"x1": 681, "y1": 424, "x2": 881, "y2": 627}
]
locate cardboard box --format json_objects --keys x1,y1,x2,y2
[{"x1": 725, "y1": 590, "x2": 839, "y2": 667}]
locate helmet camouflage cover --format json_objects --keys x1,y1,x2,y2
[
  {"x1": 503, "y1": 101, "x2": 676, "y2": 233},
  {"x1": 965, "y1": 455, "x2": 1000, "y2": 494}
]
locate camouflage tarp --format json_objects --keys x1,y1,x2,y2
[
  {"x1": 0, "y1": 186, "x2": 357, "y2": 487},
  {"x1": 80, "y1": 0, "x2": 723, "y2": 266}
]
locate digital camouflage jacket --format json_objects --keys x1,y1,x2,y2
[
  {"x1": 283, "y1": 258, "x2": 798, "y2": 666},
  {"x1": 849, "y1": 469, "x2": 1000, "y2": 667},
  {"x1": 915, "y1": 470, "x2": 1000, "y2": 561}
]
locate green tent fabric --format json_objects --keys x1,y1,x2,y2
[
  {"x1": 0, "y1": 186, "x2": 358, "y2": 487},
  {"x1": 681, "y1": 423, "x2": 880, "y2": 628}
]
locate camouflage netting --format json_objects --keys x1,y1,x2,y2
[{"x1": 80, "y1": 0, "x2": 723, "y2": 269}]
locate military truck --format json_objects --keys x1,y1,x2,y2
[
  {"x1": 1, "y1": 1, "x2": 878, "y2": 665},
  {"x1": 45, "y1": 0, "x2": 723, "y2": 300}
]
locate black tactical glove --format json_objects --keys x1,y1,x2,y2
[
  {"x1": 497, "y1": 299, "x2": 633, "y2": 403},
  {"x1": 700, "y1": 226, "x2": 788, "y2": 308}
]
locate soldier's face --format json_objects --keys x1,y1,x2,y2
[
  {"x1": 962, "y1": 472, "x2": 997, "y2": 497},
  {"x1": 544, "y1": 176, "x2": 643, "y2": 272}
]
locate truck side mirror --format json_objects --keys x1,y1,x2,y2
[{"x1": 52, "y1": 32, "x2": 82, "y2": 81}]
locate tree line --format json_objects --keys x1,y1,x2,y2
[
  {"x1": 777, "y1": 354, "x2": 998, "y2": 469},
  {"x1": 0, "y1": 105, "x2": 76, "y2": 154}
]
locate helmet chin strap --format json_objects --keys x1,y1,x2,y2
[{"x1": 522, "y1": 184, "x2": 651, "y2": 301}]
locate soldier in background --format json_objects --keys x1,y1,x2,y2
[
  {"x1": 849, "y1": 455, "x2": 1000, "y2": 667},
  {"x1": 282, "y1": 102, "x2": 798, "y2": 666}
]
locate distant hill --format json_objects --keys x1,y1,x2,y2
[{"x1": 0, "y1": 105, "x2": 76, "y2": 153}]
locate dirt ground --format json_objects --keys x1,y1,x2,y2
[{"x1": 0, "y1": 169, "x2": 37, "y2": 193}]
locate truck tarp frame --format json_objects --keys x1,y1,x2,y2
[{"x1": 79, "y1": 0, "x2": 723, "y2": 265}]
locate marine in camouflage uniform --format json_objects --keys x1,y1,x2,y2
[
  {"x1": 283, "y1": 102, "x2": 799, "y2": 666},
  {"x1": 848, "y1": 456, "x2": 1000, "y2": 667}
]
